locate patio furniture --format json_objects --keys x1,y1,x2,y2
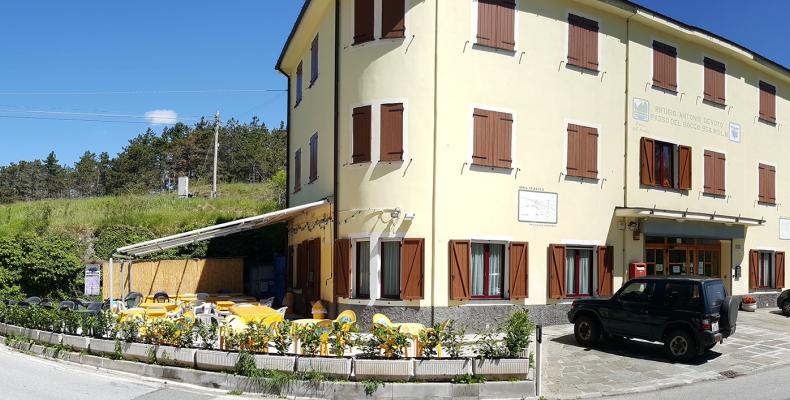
[
  {"x1": 58, "y1": 301, "x2": 75, "y2": 311},
  {"x1": 259, "y1": 297, "x2": 275, "y2": 307},
  {"x1": 24, "y1": 297, "x2": 41, "y2": 306},
  {"x1": 124, "y1": 292, "x2": 144, "y2": 309},
  {"x1": 196, "y1": 292, "x2": 210, "y2": 301},
  {"x1": 153, "y1": 291, "x2": 170, "y2": 303},
  {"x1": 372, "y1": 313, "x2": 426, "y2": 357}
]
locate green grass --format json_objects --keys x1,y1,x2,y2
[{"x1": 0, "y1": 182, "x2": 280, "y2": 238}]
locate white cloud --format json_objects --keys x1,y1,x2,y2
[{"x1": 145, "y1": 109, "x2": 178, "y2": 125}]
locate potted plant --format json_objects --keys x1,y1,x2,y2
[
  {"x1": 473, "y1": 310, "x2": 533, "y2": 380},
  {"x1": 414, "y1": 320, "x2": 473, "y2": 381},
  {"x1": 253, "y1": 321, "x2": 296, "y2": 373},
  {"x1": 353, "y1": 324, "x2": 413, "y2": 382},
  {"x1": 741, "y1": 296, "x2": 757, "y2": 312},
  {"x1": 296, "y1": 324, "x2": 352, "y2": 379}
]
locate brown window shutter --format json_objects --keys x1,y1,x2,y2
[
  {"x1": 715, "y1": 153, "x2": 726, "y2": 196},
  {"x1": 472, "y1": 109, "x2": 493, "y2": 167},
  {"x1": 287, "y1": 245, "x2": 295, "y2": 289},
  {"x1": 449, "y1": 240, "x2": 471, "y2": 300},
  {"x1": 380, "y1": 103, "x2": 404, "y2": 162},
  {"x1": 400, "y1": 238, "x2": 424, "y2": 300},
  {"x1": 509, "y1": 242, "x2": 529, "y2": 300},
  {"x1": 497, "y1": 0, "x2": 516, "y2": 51},
  {"x1": 296, "y1": 62, "x2": 303, "y2": 105},
  {"x1": 759, "y1": 81, "x2": 777, "y2": 123},
  {"x1": 704, "y1": 58, "x2": 726, "y2": 105},
  {"x1": 495, "y1": 112, "x2": 513, "y2": 169},
  {"x1": 566, "y1": 124, "x2": 581, "y2": 177},
  {"x1": 476, "y1": 0, "x2": 497, "y2": 48},
  {"x1": 678, "y1": 145, "x2": 692, "y2": 190},
  {"x1": 758, "y1": 163, "x2": 767, "y2": 203},
  {"x1": 568, "y1": 14, "x2": 598, "y2": 71},
  {"x1": 294, "y1": 149, "x2": 301, "y2": 192},
  {"x1": 584, "y1": 127, "x2": 599, "y2": 179},
  {"x1": 703, "y1": 150, "x2": 713, "y2": 194},
  {"x1": 382, "y1": 0, "x2": 405, "y2": 39},
  {"x1": 548, "y1": 244, "x2": 566, "y2": 299},
  {"x1": 354, "y1": 0, "x2": 374, "y2": 44},
  {"x1": 768, "y1": 165, "x2": 777, "y2": 204},
  {"x1": 640, "y1": 137, "x2": 656, "y2": 186},
  {"x1": 333, "y1": 239, "x2": 351, "y2": 298},
  {"x1": 309, "y1": 133, "x2": 318, "y2": 182},
  {"x1": 652, "y1": 41, "x2": 677, "y2": 91},
  {"x1": 749, "y1": 250, "x2": 759, "y2": 290},
  {"x1": 777, "y1": 251, "x2": 786, "y2": 289},
  {"x1": 352, "y1": 105, "x2": 371, "y2": 163},
  {"x1": 597, "y1": 246, "x2": 614, "y2": 297},
  {"x1": 298, "y1": 242, "x2": 309, "y2": 291},
  {"x1": 310, "y1": 35, "x2": 319, "y2": 84},
  {"x1": 308, "y1": 238, "x2": 321, "y2": 299}
]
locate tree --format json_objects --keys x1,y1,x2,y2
[
  {"x1": 73, "y1": 151, "x2": 99, "y2": 197},
  {"x1": 44, "y1": 152, "x2": 66, "y2": 199}
]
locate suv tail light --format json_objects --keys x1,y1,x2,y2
[{"x1": 701, "y1": 319, "x2": 712, "y2": 331}]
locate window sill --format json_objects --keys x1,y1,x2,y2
[
  {"x1": 651, "y1": 84, "x2": 678, "y2": 94},
  {"x1": 473, "y1": 42, "x2": 516, "y2": 54},
  {"x1": 752, "y1": 289, "x2": 780, "y2": 294},
  {"x1": 348, "y1": 161, "x2": 371, "y2": 167},
  {"x1": 308, "y1": 178, "x2": 318, "y2": 184},
  {"x1": 642, "y1": 184, "x2": 688, "y2": 193},
  {"x1": 338, "y1": 298, "x2": 418, "y2": 307},
  {"x1": 758, "y1": 201, "x2": 777, "y2": 207},
  {"x1": 469, "y1": 163, "x2": 513, "y2": 173},
  {"x1": 461, "y1": 299, "x2": 514, "y2": 306},
  {"x1": 565, "y1": 173, "x2": 598, "y2": 182},
  {"x1": 702, "y1": 191, "x2": 726, "y2": 199},
  {"x1": 758, "y1": 117, "x2": 777, "y2": 126},
  {"x1": 565, "y1": 61, "x2": 599, "y2": 74},
  {"x1": 703, "y1": 98, "x2": 726, "y2": 108}
]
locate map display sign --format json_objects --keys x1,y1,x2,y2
[
  {"x1": 518, "y1": 190, "x2": 558, "y2": 224},
  {"x1": 84, "y1": 264, "x2": 101, "y2": 296}
]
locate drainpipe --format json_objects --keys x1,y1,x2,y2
[
  {"x1": 622, "y1": 10, "x2": 637, "y2": 282},
  {"x1": 332, "y1": 0, "x2": 341, "y2": 317},
  {"x1": 430, "y1": 0, "x2": 439, "y2": 327}
]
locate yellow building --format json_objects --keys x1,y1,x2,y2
[{"x1": 276, "y1": 0, "x2": 789, "y2": 329}]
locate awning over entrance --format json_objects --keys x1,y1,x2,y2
[
  {"x1": 114, "y1": 199, "x2": 329, "y2": 257},
  {"x1": 615, "y1": 207, "x2": 765, "y2": 226}
]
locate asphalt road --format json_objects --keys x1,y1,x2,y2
[
  {"x1": 607, "y1": 362, "x2": 790, "y2": 400},
  {"x1": 0, "y1": 346, "x2": 251, "y2": 400}
]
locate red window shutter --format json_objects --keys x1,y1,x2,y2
[
  {"x1": 382, "y1": 0, "x2": 405, "y2": 39},
  {"x1": 334, "y1": 239, "x2": 351, "y2": 298},
  {"x1": 449, "y1": 240, "x2": 471, "y2": 301},
  {"x1": 509, "y1": 242, "x2": 529, "y2": 300},
  {"x1": 472, "y1": 109, "x2": 493, "y2": 167},
  {"x1": 400, "y1": 238, "x2": 424, "y2": 300},
  {"x1": 352, "y1": 106, "x2": 371, "y2": 163},
  {"x1": 294, "y1": 149, "x2": 301, "y2": 192},
  {"x1": 704, "y1": 58, "x2": 726, "y2": 105},
  {"x1": 678, "y1": 145, "x2": 692, "y2": 190},
  {"x1": 476, "y1": 0, "x2": 497, "y2": 48},
  {"x1": 495, "y1": 112, "x2": 513, "y2": 169},
  {"x1": 310, "y1": 35, "x2": 319, "y2": 84},
  {"x1": 652, "y1": 41, "x2": 677, "y2": 91},
  {"x1": 749, "y1": 250, "x2": 759, "y2": 290},
  {"x1": 380, "y1": 103, "x2": 404, "y2": 162},
  {"x1": 597, "y1": 246, "x2": 614, "y2": 297},
  {"x1": 354, "y1": 0, "x2": 374, "y2": 44},
  {"x1": 566, "y1": 124, "x2": 581, "y2": 177},
  {"x1": 760, "y1": 81, "x2": 777, "y2": 123},
  {"x1": 640, "y1": 137, "x2": 656, "y2": 186},
  {"x1": 568, "y1": 14, "x2": 598, "y2": 71},
  {"x1": 497, "y1": 0, "x2": 516, "y2": 51},
  {"x1": 584, "y1": 127, "x2": 599, "y2": 179},
  {"x1": 548, "y1": 244, "x2": 566, "y2": 299},
  {"x1": 777, "y1": 251, "x2": 786, "y2": 289}
]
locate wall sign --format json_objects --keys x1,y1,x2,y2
[
  {"x1": 729, "y1": 122, "x2": 741, "y2": 143},
  {"x1": 84, "y1": 264, "x2": 101, "y2": 296},
  {"x1": 780, "y1": 218, "x2": 790, "y2": 240},
  {"x1": 518, "y1": 190, "x2": 558, "y2": 224},
  {"x1": 633, "y1": 98, "x2": 650, "y2": 122}
]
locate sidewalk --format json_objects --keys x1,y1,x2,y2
[{"x1": 542, "y1": 308, "x2": 790, "y2": 399}]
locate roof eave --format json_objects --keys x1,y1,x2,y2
[{"x1": 275, "y1": 0, "x2": 314, "y2": 75}]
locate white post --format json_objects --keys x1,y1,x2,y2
[
  {"x1": 211, "y1": 111, "x2": 220, "y2": 198},
  {"x1": 536, "y1": 324, "x2": 543, "y2": 397},
  {"x1": 108, "y1": 257, "x2": 114, "y2": 302}
]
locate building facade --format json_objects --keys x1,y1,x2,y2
[{"x1": 276, "y1": 0, "x2": 789, "y2": 329}]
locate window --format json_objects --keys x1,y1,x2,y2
[
  {"x1": 639, "y1": 137, "x2": 691, "y2": 190},
  {"x1": 295, "y1": 61, "x2": 303, "y2": 106},
  {"x1": 310, "y1": 35, "x2": 319, "y2": 85},
  {"x1": 381, "y1": 241, "x2": 402, "y2": 299},
  {"x1": 567, "y1": 14, "x2": 599, "y2": 71},
  {"x1": 476, "y1": 0, "x2": 516, "y2": 51},
  {"x1": 352, "y1": 105, "x2": 372, "y2": 164},
  {"x1": 617, "y1": 281, "x2": 655, "y2": 303},
  {"x1": 565, "y1": 248, "x2": 593, "y2": 297},
  {"x1": 472, "y1": 108, "x2": 513, "y2": 169},
  {"x1": 380, "y1": 103, "x2": 404, "y2": 162},
  {"x1": 652, "y1": 41, "x2": 677, "y2": 91},
  {"x1": 758, "y1": 163, "x2": 776, "y2": 205},
  {"x1": 663, "y1": 282, "x2": 702, "y2": 310},
  {"x1": 703, "y1": 57, "x2": 726, "y2": 105},
  {"x1": 566, "y1": 124, "x2": 598, "y2": 179},
  {"x1": 354, "y1": 0, "x2": 375, "y2": 45},
  {"x1": 759, "y1": 81, "x2": 777, "y2": 124},
  {"x1": 471, "y1": 243, "x2": 505, "y2": 299},
  {"x1": 382, "y1": 0, "x2": 405, "y2": 39},
  {"x1": 749, "y1": 250, "x2": 785, "y2": 290},
  {"x1": 293, "y1": 149, "x2": 301, "y2": 192},
  {"x1": 309, "y1": 133, "x2": 318, "y2": 183},
  {"x1": 703, "y1": 150, "x2": 725, "y2": 196},
  {"x1": 759, "y1": 252, "x2": 775, "y2": 288},
  {"x1": 355, "y1": 241, "x2": 370, "y2": 299}
]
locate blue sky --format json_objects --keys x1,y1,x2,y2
[{"x1": 0, "y1": 0, "x2": 786, "y2": 166}]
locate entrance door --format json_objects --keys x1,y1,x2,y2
[{"x1": 668, "y1": 249, "x2": 690, "y2": 275}]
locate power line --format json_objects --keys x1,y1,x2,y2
[
  {"x1": 0, "y1": 89, "x2": 287, "y2": 96},
  {"x1": 0, "y1": 105, "x2": 207, "y2": 120},
  {"x1": 0, "y1": 114, "x2": 201, "y2": 124}
]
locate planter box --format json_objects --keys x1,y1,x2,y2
[
  {"x1": 61, "y1": 335, "x2": 90, "y2": 352},
  {"x1": 297, "y1": 357, "x2": 352, "y2": 379},
  {"x1": 195, "y1": 350, "x2": 239, "y2": 372},
  {"x1": 121, "y1": 342, "x2": 154, "y2": 363},
  {"x1": 353, "y1": 358, "x2": 413, "y2": 382},
  {"x1": 37, "y1": 331, "x2": 63, "y2": 346},
  {"x1": 157, "y1": 346, "x2": 197, "y2": 367},
  {"x1": 741, "y1": 303, "x2": 757, "y2": 312},
  {"x1": 89, "y1": 338, "x2": 118, "y2": 356},
  {"x1": 24, "y1": 328, "x2": 41, "y2": 341},
  {"x1": 473, "y1": 358, "x2": 529, "y2": 380},
  {"x1": 254, "y1": 354, "x2": 296, "y2": 373},
  {"x1": 0, "y1": 322, "x2": 7, "y2": 335},
  {"x1": 5, "y1": 324, "x2": 22, "y2": 337},
  {"x1": 414, "y1": 358, "x2": 473, "y2": 381}
]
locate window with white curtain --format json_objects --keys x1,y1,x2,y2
[
  {"x1": 355, "y1": 241, "x2": 370, "y2": 299},
  {"x1": 566, "y1": 248, "x2": 594, "y2": 297},
  {"x1": 759, "y1": 251, "x2": 775, "y2": 288},
  {"x1": 471, "y1": 242, "x2": 505, "y2": 299},
  {"x1": 381, "y1": 241, "x2": 401, "y2": 299}
]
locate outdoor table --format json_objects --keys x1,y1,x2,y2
[
  {"x1": 215, "y1": 300, "x2": 235, "y2": 312},
  {"x1": 138, "y1": 302, "x2": 179, "y2": 313},
  {"x1": 229, "y1": 305, "x2": 277, "y2": 322},
  {"x1": 144, "y1": 308, "x2": 167, "y2": 319},
  {"x1": 118, "y1": 308, "x2": 145, "y2": 322}
]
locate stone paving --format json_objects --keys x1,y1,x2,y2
[{"x1": 542, "y1": 308, "x2": 790, "y2": 399}]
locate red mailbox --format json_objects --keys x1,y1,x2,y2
[{"x1": 629, "y1": 262, "x2": 647, "y2": 279}]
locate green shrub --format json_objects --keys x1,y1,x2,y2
[
  {"x1": 441, "y1": 320, "x2": 466, "y2": 359},
  {"x1": 503, "y1": 310, "x2": 534, "y2": 358}
]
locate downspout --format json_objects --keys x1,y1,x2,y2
[
  {"x1": 332, "y1": 0, "x2": 341, "y2": 316},
  {"x1": 286, "y1": 75, "x2": 292, "y2": 209},
  {"x1": 622, "y1": 10, "x2": 637, "y2": 282},
  {"x1": 430, "y1": 0, "x2": 439, "y2": 327}
]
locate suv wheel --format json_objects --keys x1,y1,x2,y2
[
  {"x1": 574, "y1": 315, "x2": 601, "y2": 347},
  {"x1": 664, "y1": 329, "x2": 696, "y2": 361},
  {"x1": 782, "y1": 300, "x2": 790, "y2": 317}
]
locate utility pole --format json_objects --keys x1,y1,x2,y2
[{"x1": 211, "y1": 111, "x2": 219, "y2": 198}]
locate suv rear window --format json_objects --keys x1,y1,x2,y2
[
  {"x1": 704, "y1": 280, "x2": 727, "y2": 314},
  {"x1": 663, "y1": 282, "x2": 702, "y2": 310}
]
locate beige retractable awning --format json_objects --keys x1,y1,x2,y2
[{"x1": 615, "y1": 207, "x2": 765, "y2": 226}]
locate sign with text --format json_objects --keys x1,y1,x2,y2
[
  {"x1": 518, "y1": 190, "x2": 558, "y2": 224},
  {"x1": 780, "y1": 218, "x2": 790, "y2": 240},
  {"x1": 84, "y1": 264, "x2": 101, "y2": 296}
]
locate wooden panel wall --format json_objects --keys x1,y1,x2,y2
[{"x1": 101, "y1": 258, "x2": 244, "y2": 298}]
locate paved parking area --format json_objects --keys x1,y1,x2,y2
[{"x1": 542, "y1": 308, "x2": 790, "y2": 399}]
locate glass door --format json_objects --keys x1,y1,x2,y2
[{"x1": 668, "y1": 249, "x2": 689, "y2": 275}]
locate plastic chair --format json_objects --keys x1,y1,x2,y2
[
  {"x1": 259, "y1": 297, "x2": 275, "y2": 307},
  {"x1": 275, "y1": 306, "x2": 288, "y2": 316},
  {"x1": 372, "y1": 313, "x2": 395, "y2": 328},
  {"x1": 58, "y1": 301, "x2": 75, "y2": 311},
  {"x1": 124, "y1": 292, "x2": 144, "y2": 309},
  {"x1": 24, "y1": 297, "x2": 42, "y2": 306},
  {"x1": 153, "y1": 291, "x2": 169, "y2": 303},
  {"x1": 196, "y1": 292, "x2": 210, "y2": 301},
  {"x1": 335, "y1": 310, "x2": 357, "y2": 325}
]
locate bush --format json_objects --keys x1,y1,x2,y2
[
  {"x1": 503, "y1": 310, "x2": 534, "y2": 358},
  {"x1": 0, "y1": 233, "x2": 83, "y2": 299}
]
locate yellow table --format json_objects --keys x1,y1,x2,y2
[
  {"x1": 145, "y1": 308, "x2": 168, "y2": 319},
  {"x1": 394, "y1": 322, "x2": 426, "y2": 336},
  {"x1": 229, "y1": 305, "x2": 277, "y2": 321},
  {"x1": 215, "y1": 300, "x2": 235, "y2": 312},
  {"x1": 118, "y1": 308, "x2": 146, "y2": 322},
  {"x1": 138, "y1": 302, "x2": 179, "y2": 313}
]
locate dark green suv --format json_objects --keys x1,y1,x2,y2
[{"x1": 567, "y1": 276, "x2": 738, "y2": 361}]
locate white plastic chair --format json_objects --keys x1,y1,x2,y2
[
  {"x1": 276, "y1": 306, "x2": 288, "y2": 316},
  {"x1": 259, "y1": 297, "x2": 275, "y2": 307}
]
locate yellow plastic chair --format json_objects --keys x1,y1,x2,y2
[
  {"x1": 335, "y1": 310, "x2": 357, "y2": 325},
  {"x1": 316, "y1": 320, "x2": 333, "y2": 356},
  {"x1": 372, "y1": 313, "x2": 394, "y2": 328}
]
